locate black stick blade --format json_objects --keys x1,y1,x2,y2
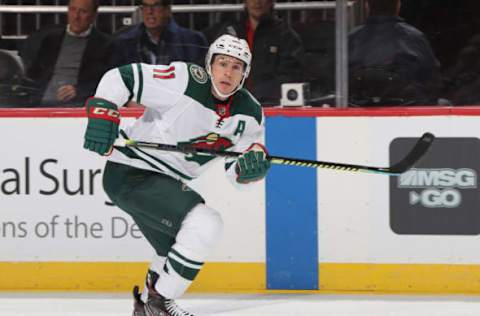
[{"x1": 387, "y1": 132, "x2": 435, "y2": 175}]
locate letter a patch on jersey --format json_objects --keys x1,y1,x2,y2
[{"x1": 153, "y1": 66, "x2": 175, "y2": 79}]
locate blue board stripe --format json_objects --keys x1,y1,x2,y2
[{"x1": 265, "y1": 116, "x2": 318, "y2": 290}]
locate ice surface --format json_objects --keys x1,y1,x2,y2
[{"x1": 1, "y1": 292, "x2": 480, "y2": 316}]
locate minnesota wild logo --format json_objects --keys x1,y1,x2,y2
[
  {"x1": 178, "y1": 133, "x2": 234, "y2": 165},
  {"x1": 189, "y1": 64, "x2": 208, "y2": 84}
]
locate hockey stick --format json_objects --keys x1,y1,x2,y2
[{"x1": 114, "y1": 132, "x2": 434, "y2": 176}]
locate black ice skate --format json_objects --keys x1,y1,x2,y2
[
  {"x1": 144, "y1": 270, "x2": 194, "y2": 316},
  {"x1": 132, "y1": 285, "x2": 146, "y2": 316}
]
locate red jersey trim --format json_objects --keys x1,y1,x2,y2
[
  {"x1": 153, "y1": 66, "x2": 175, "y2": 73},
  {"x1": 153, "y1": 73, "x2": 175, "y2": 79}
]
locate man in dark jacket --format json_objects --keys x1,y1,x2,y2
[
  {"x1": 204, "y1": 0, "x2": 305, "y2": 106},
  {"x1": 110, "y1": 0, "x2": 208, "y2": 68},
  {"x1": 20, "y1": 0, "x2": 112, "y2": 107},
  {"x1": 348, "y1": 0, "x2": 441, "y2": 106}
]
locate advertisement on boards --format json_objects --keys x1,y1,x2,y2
[{"x1": 390, "y1": 137, "x2": 480, "y2": 235}]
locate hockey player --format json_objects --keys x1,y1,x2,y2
[{"x1": 82, "y1": 34, "x2": 270, "y2": 316}]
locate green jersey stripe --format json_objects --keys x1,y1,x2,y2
[
  {"x1": 166, "y1": 258, "x2": 202, "y2": 281},
  {"x1": 118, "y1": 64, "x2": 134, "y2": 100},
  {"x1": 169, "y1": 248, "x2": 204, "y2": 267},
  {"x1": 168, "y1": 252, "x2": 203, "y2": 270},
  {"x1": 225, "y1": 161, "x2": 235, "y2": 171},
  {"x1": 115, "y1": 146, "x2": 165, "y2": 173},
  {"x1": 131, "y1": 147, "x2": 193, "y2": 181},
  {"x1": 118, "y1": 131, "x2": 193, "y2": 181},
  {"x1": 136, "y1": 63, "x2": 143, "y2": 103}
]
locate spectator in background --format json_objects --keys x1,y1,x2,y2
[
  {"x1": 442, "y1": 33, "x2": 480, "y2": 105},
  {"x1": 348, "y1": 0, "x2": 441, "y2": 107},
  {"x1": 19, "y1": 0, "x2": 112, "y2": 107},
  {"x1": 110, "y1": 0, "x2": 208, "y2": 68},
  {"x1": 204, "y1": 0, "x2": 305, "y2": 106}
]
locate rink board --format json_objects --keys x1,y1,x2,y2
[{"x1": 1, "y1": 107, "x2": 480, "y2": 294}]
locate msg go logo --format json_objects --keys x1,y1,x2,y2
[{"x1": 398, "y1": 168, "x2": 477, "y2": 208}]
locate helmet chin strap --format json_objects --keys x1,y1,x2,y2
[{"x1": 210, "y1": 74, "x2": 241, "y2": 100}]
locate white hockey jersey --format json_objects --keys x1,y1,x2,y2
[{"x1": 94, "y1": 62, "x2": 265, "y2": 186}]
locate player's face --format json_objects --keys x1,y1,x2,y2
[
  {"x1": 141, "y1": 0, "x2": 170, "y2": 30},
  {"x1": 211, "y1": 54, "x2": 245, "y2": 98},
  {"x1": 67, "y1": 0, "x2": 97, "y2": 34}
]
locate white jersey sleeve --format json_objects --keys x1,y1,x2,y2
[
  {"x1": 94, "y1": 67, "x2": 130, "y2": 106},
  {"x1": 94, "y1": 62, "x2": 189, "y2": 113}
]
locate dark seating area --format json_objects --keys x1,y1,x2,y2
[
  {"x1": 0, "y1": 49, "x2": 42, "y2": 107},
  {"x1": 1, "y1": 1, "x2": 480, "y2": 107},
  {"x1": 293, "y1": 19, "x2": 335, "y2": 103}
]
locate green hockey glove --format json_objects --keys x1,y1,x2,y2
[
  {"x1": 236, "y1": 143, "x2": 271, "y2": 183},
  {"x1": 83, "y1": 97, "x2": 120, "y2": 156}
]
